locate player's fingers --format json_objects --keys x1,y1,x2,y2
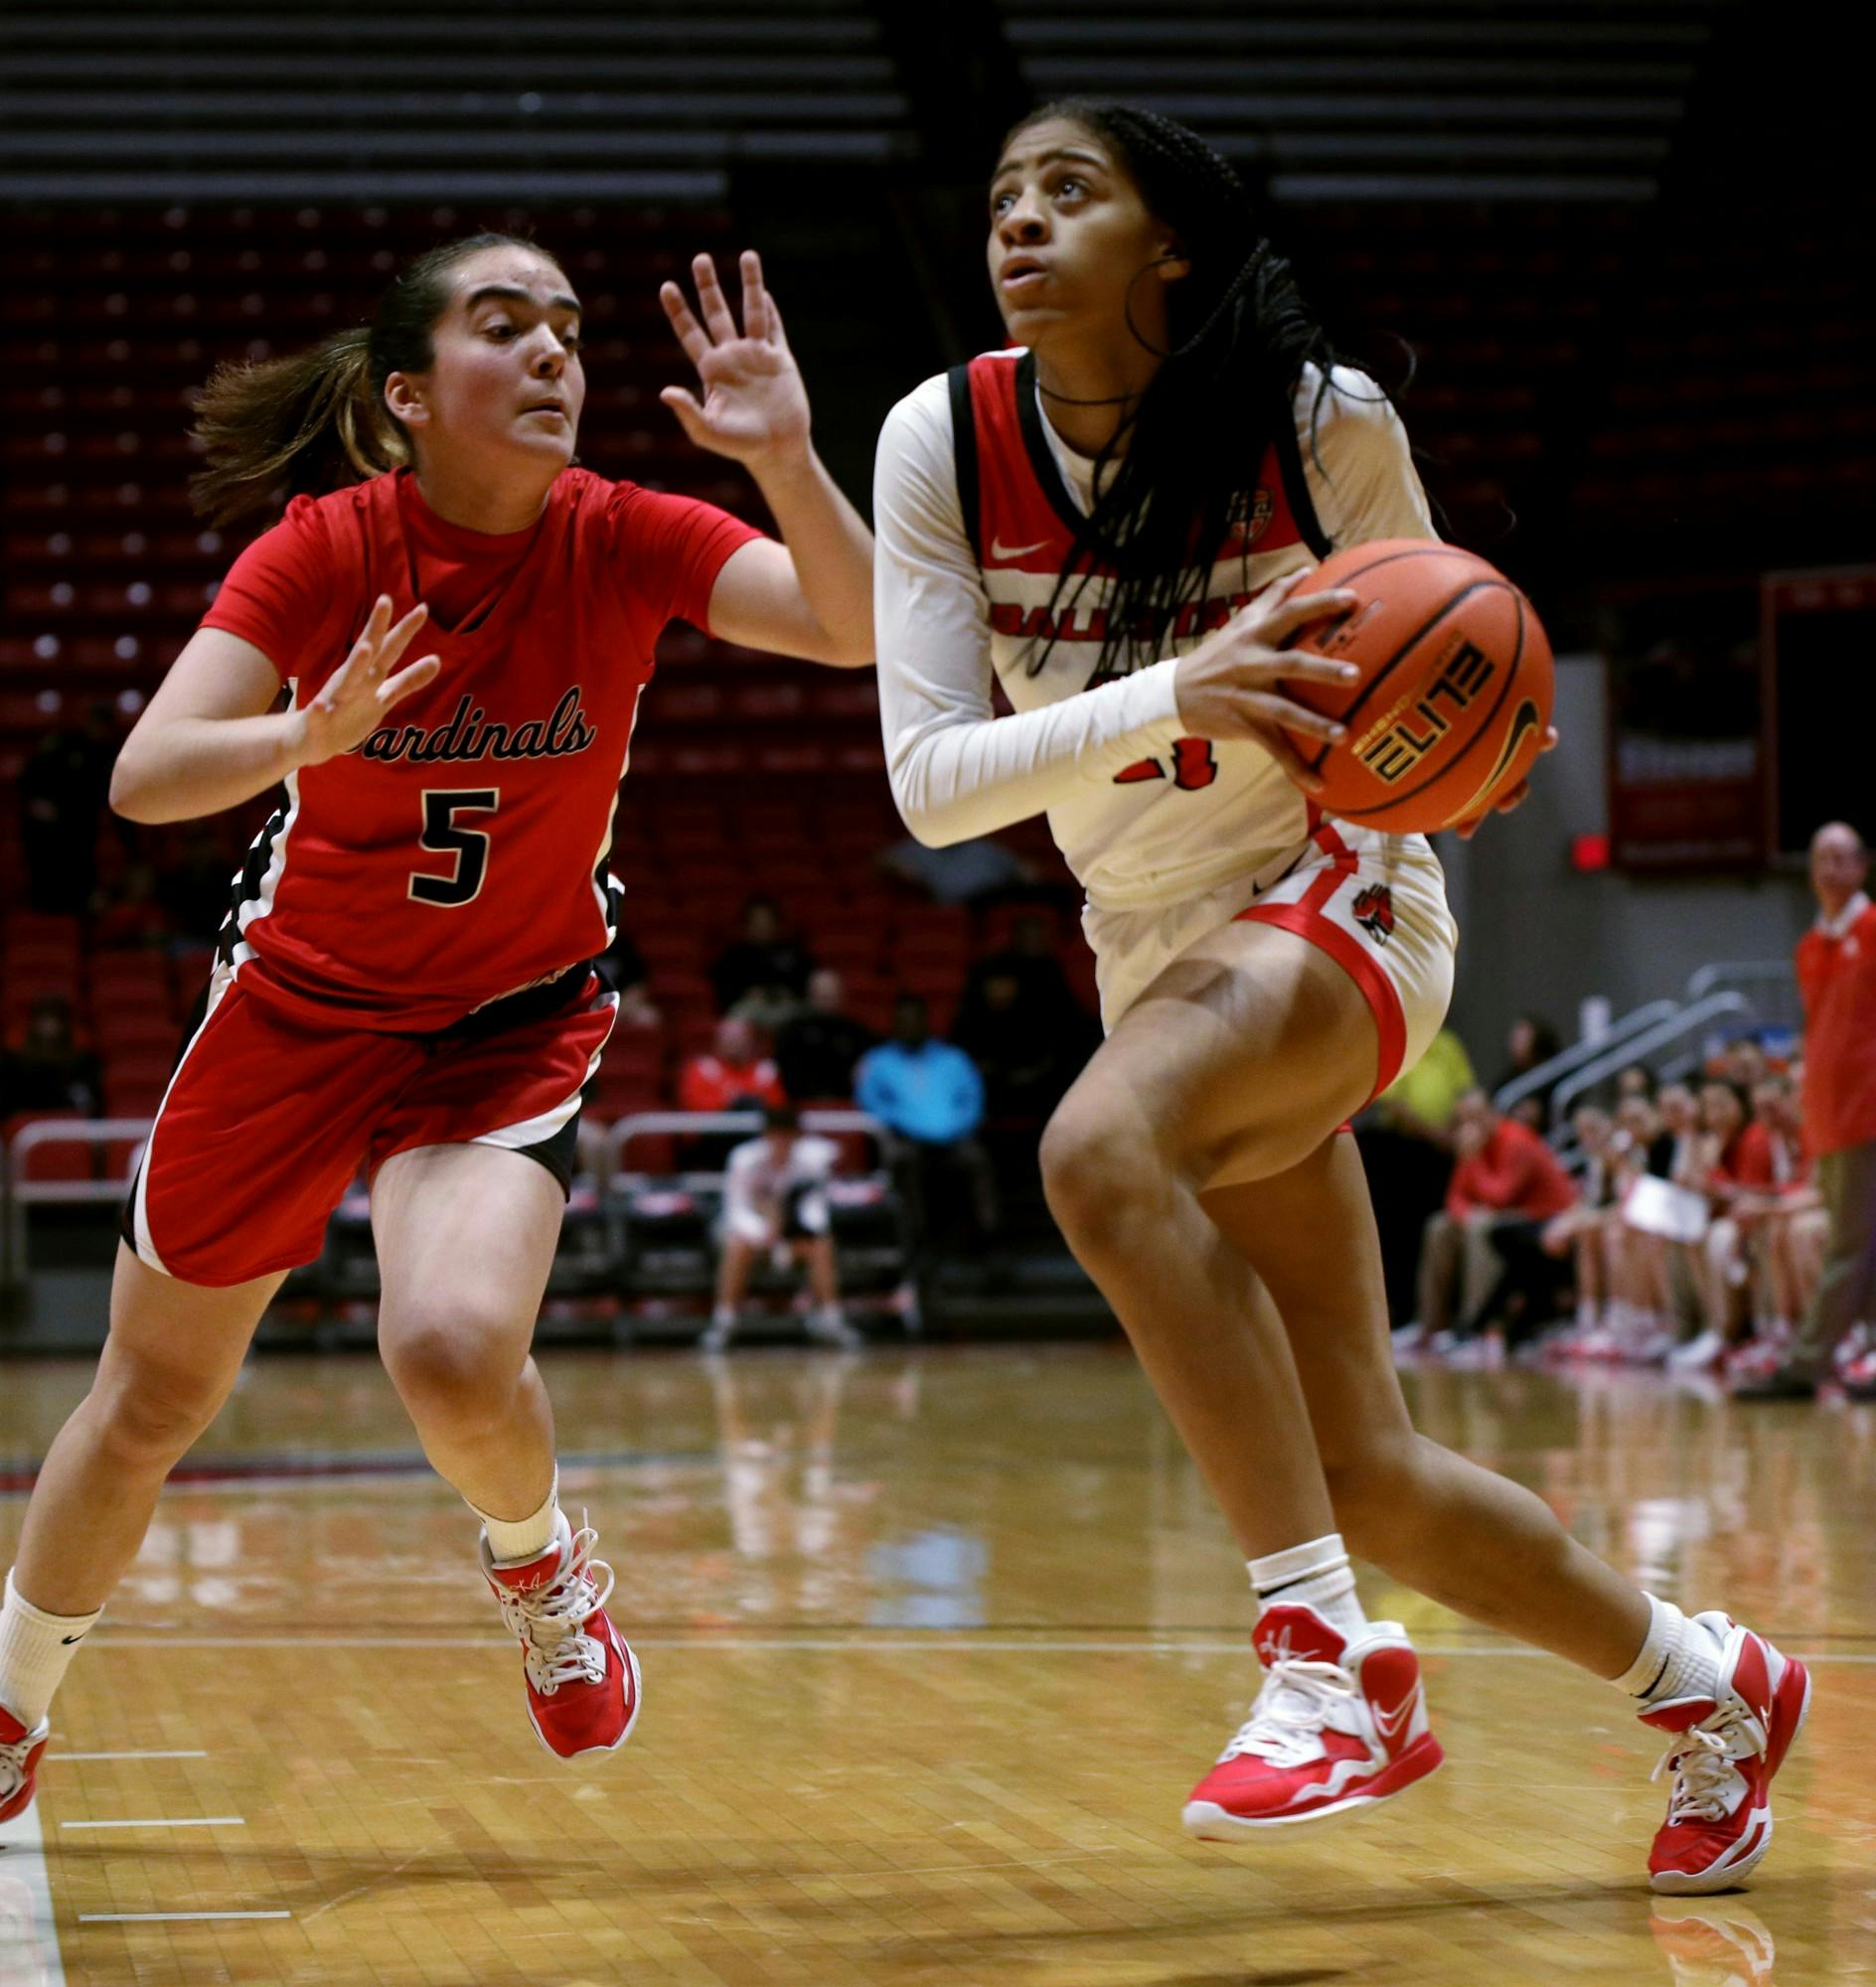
[
  {"x1": 1248, "y1": 719, "x2": 1328, "y2": 796},
  {"x1": 1537, "y1": 724, "x2": 1560, "y2": 755},
  {"x1": 1263, "y1": 652, "x2": 1361, "y2": 689},
  {"x1": 1492, "y1": 776, "x2": 1533, "y2": 815},
  {"x1": 344, "y1": 594, "x2": 392, "y2": 667},
  {"x1": 739, "y1": 248, "x2": 770, "y2": 343},
  {"x1": 379, "y1": 655, "x2": 441, "y2": 708},
  {"x1": 1249, "y1": 689, "x2": 1345, "y2": 747},
  {"x1": 692, "y1": 252, "x2": 738, "y2": 344},
  {"x1": 373, "y1": 602, "x2": 429, "y2": 673},
  {"x1": 1260, "y1": 585, "x2": 1357, "y2": 642},
  {"x1": 659, "y1": 384, "x2": 707, "y2": 440},
  {"x1": 658, "y1": 281, "x2": 712, "y2": 368}
]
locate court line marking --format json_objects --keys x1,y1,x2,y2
[
  {"x1": 0, "y1": 1794, "x2": 68, "y2": 1987},
  {"x1": 74, "y1": 1635, "x2": 1876, "y2": 1661},
  {"x1": 78, "y1": 1911, "x2": 291, "y2": 1923},
  {"x1": 52, "y1": 1750, "x2": 209, "y2": 1761},
  {"x1": 60, "y1": 1816, "x2": 244, "y2": 1831}
]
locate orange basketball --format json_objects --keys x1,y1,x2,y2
[{"x1": 1279, "y1": 539, "x2": 1554, "y2": 834}]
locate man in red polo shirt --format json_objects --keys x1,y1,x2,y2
[
  {"x1": 1414, "y1": 1088, "x2": 1578, "y2": 1344},
  {"x1": 1738, "y1": 821, "x2": 1876, "y2": 1400}
]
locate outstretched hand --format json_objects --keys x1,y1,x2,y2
[
  {"x1": 292, "y1": 596, "x2": 439, "y2": 768},
  {"x1": 659, "y1": 249, "x2": 812, "y2": 469}
]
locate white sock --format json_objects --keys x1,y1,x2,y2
[
  {"x1": 1614, "y1": 1593, "x2": 1722, "y2": 1706},
  {"x1": 471, "y1": 1469, "x2": 560, "y2": 1565},
  {"x1": 1575, "y1": 1299, "x2": 1597, "y2": 1330},
  {"x1": 0, "y1": 1567, "x2": 101, "y2": 1731},
  {"x1": 1248, "y1": 1533, "x2": 1368, "y2": 1643}
]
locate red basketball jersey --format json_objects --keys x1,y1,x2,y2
[{"x1": 201, "y1": 466, "x2": 757, "y2": 1030}]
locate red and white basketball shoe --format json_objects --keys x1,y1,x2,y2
[
  {"x1": 1181, "y1": 1603, "x2": 1443, "y2": 1836},
  {"x1": 1641, "y1": 1611, "x2": 1810, "y2": 1895},
  {"x1": 481, "y1": 1514, "x2": 641, "y2": 1761},
  {"x1": 0, "y1": 1702, "x2": 50, "y2": 1824}
]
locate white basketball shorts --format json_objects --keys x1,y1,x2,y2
[{"x1": 1080, "y1": 818, "x2": 1458, "y2": 1104}]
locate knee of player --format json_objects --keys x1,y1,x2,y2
[
  {"x1": 380, "y1": 1307, "x2": 520, "y2": 1421},
  {"x1": 1037, "y1": 1096, "x2": 1158, "y2": 1245},
  {"x1": 88, "y1": 1363, "x2": 225, "y2": 1466}
]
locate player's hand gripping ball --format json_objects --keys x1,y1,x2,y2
[{"x1": 1277, "y1": 540, "x2": 1554, "y2": 835}]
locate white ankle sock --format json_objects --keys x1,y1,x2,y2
[
  {"x1": 472, "y1": 1469, "x2": 560, "y2": 1565},
  {"x1": 0, "y1": 1567, "x2": 101, "y2": 1730},
  {"x1": 1248, "y1": 1533, "x2": 1368, "y2": 1643},
  {"x1": 1615, "y1": 1594, "x2": 1722, "y2": 1706}
]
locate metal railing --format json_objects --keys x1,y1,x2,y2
[
  {"x1": 1686, "y1": 961, "x2": 1800, "y2": 1035},
  {"x1": 1491, "y1": 998, "x2": 1679, "y2": 1127},
  {"x1": 2, "y1": 1118, "x2": 151, "y2": 1285},
  {"x1": 2, "y1": 1110, "x2": 894, "y2": 1288},
  {"x1": 1549, "y1": 992, "x2": 1754, "y2": 1129}
]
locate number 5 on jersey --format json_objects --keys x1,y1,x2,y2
[{"x1": 409, "y1": 789, "x2": 499, "y2": 907}]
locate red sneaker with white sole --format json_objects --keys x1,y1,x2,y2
[
  {"x1": 1641, "y1": 1611, "x2": 1810, "y2": 1895},
  {"x1": 481, "y1": 1514, "x2": 641, "y2": 1761},
  {"x1": 1181, "y1": 1602, "x2": 1443, "y2": 1836},
  {"x1": 0, "y1": 1702, "x2": 50, "y2": 1824}
]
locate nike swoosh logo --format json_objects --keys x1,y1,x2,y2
[
  {"x1": 62, "y1": 1632, "x2": 86, "y2": 1645},
  {"x1": 1372, "y1": 1694, "x2": 1415, "y2": 1742},
  {"x1": 1452, "y1": 696, "x2": 1542, "y2": 825},
  {"x1": 990, "y1": 535, "x2": 1050, "y2": 560}
]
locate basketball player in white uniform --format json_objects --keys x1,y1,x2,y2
[{"x1": 868, "y1": 99, "x2": 1806, "y2": 1891}]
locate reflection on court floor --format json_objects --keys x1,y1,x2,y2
[{"x1": 2, "y1": 1347, "x2": 1871, "y2": 1985}]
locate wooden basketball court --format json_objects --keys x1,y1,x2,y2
[{"x1": 2, "y1": 1344, "x2": 1871, "y2": 1985}]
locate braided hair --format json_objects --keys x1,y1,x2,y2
[{"x1": 1003, "y1": 100, "x2": 1357, "y2": 679}]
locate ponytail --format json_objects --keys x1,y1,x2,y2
[
  {"x1": 190, "y1": 328, "x2": 403, "y2": 527},
  {"x1": 187, "y1": 229, "x2": 541, "y2": 527}
]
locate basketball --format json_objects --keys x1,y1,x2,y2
[{"x1": 1279, "y1": 539, "x2": 1554, "y2": 834}]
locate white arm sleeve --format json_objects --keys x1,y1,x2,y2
[
  {"x1": 1301, "y1": 366, "x2": 1441, "y2": 547},
  {"x1": 872, "y1": 382, "x2": 1186, "y2": 848}
]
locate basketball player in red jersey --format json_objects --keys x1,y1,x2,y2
[
  {"x1": 0, "y1": 234, "x2": 873, "y2": 1817},
  {"x1": 873, "y1": 102, "x2": 1805, "y2": 1890}
]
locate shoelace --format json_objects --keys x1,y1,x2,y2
[
  {"x1": 1651, "y1": 1706, "x2": 1751, "y2": 1824},
  {"x1": 1221, "y1": 1659, "x2": 1354, "y2": 1766},
  {"x1": 1, "y1": 1724, "x2": 41, "y2": 1798},
  {"x1": 494, "y1": 1523, "x2": 618, "y2": 1694}
]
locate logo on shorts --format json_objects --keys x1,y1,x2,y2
[{"x1": 1353, "y1": 883, "x2": 1395, "y2": 944}]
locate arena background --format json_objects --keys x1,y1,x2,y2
[{"x1": 1, "y1": 0, "x2": 1868, "y2": 1340}]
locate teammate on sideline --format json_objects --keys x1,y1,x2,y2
[
  {"x1": 871, "y1": 99, "x2": 1805, "y2": 1891},
  {"x1": 0, "y1": 233, "x2": 872, "y2": 1819}
]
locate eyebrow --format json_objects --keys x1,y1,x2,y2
[
  {"x1": 992, "y1": 146, "x2": 1108, "y2": 183},
  {"x1": 464, "y1": 282, "x2": 583, "y2": 318}
]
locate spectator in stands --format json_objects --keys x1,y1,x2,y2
[
  {"x1": 1616, "y1": 1063, "x2": 1657, "y2": 1104},
  {"x1": 1739, "y1": 820, "x2": 1876, "y2": 1400},
  {"x1": 156, "y1": 826, "x2": 236, "y2": 943},
  {"x1": 1723, "y1": 1036, "x2": 1771, "y2": 1090},
  {"x1": 1411, "y1": 1089, "x2": 1576, "y2": 1349},
  {"x1": 703, "y1": 1103, "x2": 859, "y2": 1352},
  {"x1": 1542, "y1": 1105, "x2": 1618, "y2": 1342},
  {"x1": 857, "y1": 994, "x2": 999, "y2": 1246},
  {"x1": 17, "y1": 704, "x2": 118, "y2": 916},
  {"x1": 876, "y1": 833, "x2": 1036, "y2": 907},
  {"x1": 709, "y1": 895, "x2": 813, "y2": 1014},
  {"x1": 678, "y1": 1016, "x2": 784, "y2": 1115},
  {"x1": 1722, "y1": 1073, "x2": 1816, "y2": 1363},
  {"x1": 1492, "y1": 1012, "x2": 1563, "y2": 1131},
  {"x1": 1364, "y1": 1025, "x2": 1476, "y2": 1326},
  {"x1": 1, "y1": 996, "x2": 102, "y2": 1118},
  {"x1": 774, "y1": 968, "x2": 874, "y2": 1103},
  {"x1": 952, "y1": 917, "x2": 1098, "y2": 1121}
]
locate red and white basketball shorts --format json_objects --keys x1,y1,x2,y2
[
  {"x1": 126, "y1": 963, "x2": 618, "y2": 1289},
  {"x1": 1080, "y1": 822, "x2": 1457, "y2": 1105}
]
